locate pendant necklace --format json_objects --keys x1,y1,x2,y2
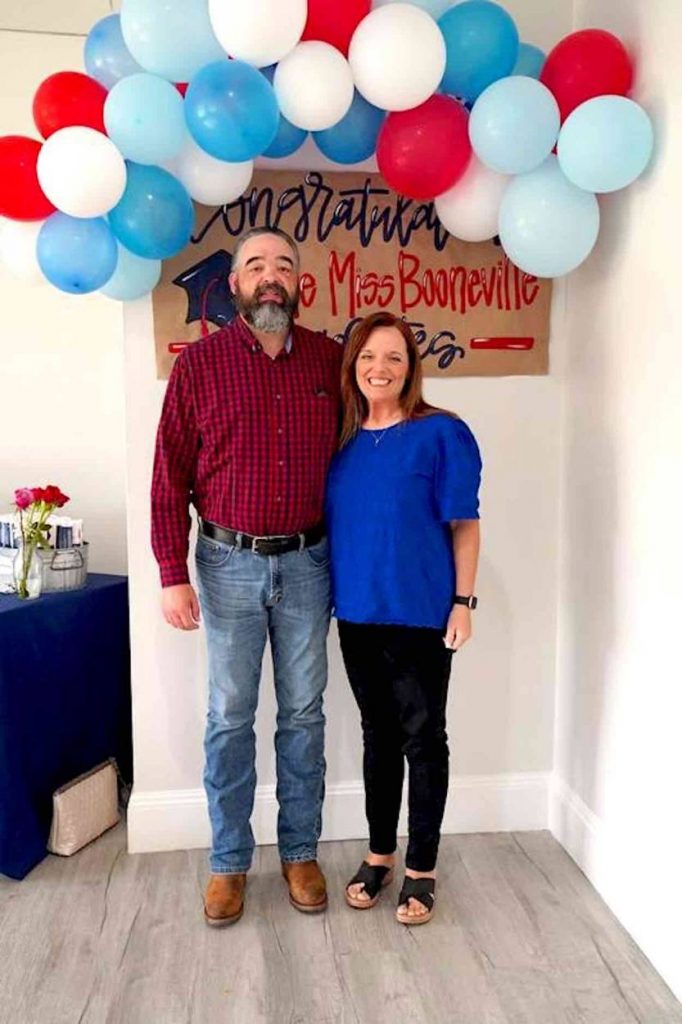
[{"x1": 368, "y1": 418, "x2": 403, "y2": 446}]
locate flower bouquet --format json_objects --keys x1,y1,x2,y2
[{"x1": 13, "y1": 485, "x2": 70, "y2": 599}]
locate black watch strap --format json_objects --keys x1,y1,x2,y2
[{"x1": 454, "y1": 595, "x2": 478, "y2": 609}]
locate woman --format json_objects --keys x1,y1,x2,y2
[{"x1": 325, "y1": 311, "x2": 481, "y2": 926}]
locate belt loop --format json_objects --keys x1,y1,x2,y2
[
  {"x1": 298, "y1": 532, "x2": 305, "y2": 552},
  {"x1": 235, "y1": 532, "x2": 243, "y2": 551}
]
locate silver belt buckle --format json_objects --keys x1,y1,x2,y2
[{"x1": 251, "y1": 535, "x2": 268, "y2": 554}]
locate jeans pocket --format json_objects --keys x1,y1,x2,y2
[
  {"x1": 304, "y1": 537, "x2": 330, "y2": 568},
  {"x1": 195, "y1": 534, "x2": 235, "y2": 568}
]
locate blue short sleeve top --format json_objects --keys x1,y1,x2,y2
[{"x1": 325, "y1": 413, "x2": 482, "y2": 630}]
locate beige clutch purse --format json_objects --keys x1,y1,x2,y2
[{"x1": 47, "y1": 759, "x2": 121, "y2": 856}]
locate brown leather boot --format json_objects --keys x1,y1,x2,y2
[
  {"x1": 281, "y1": 860, "x2": 328, "y2": 913},
  {"x1": 203, "y1": 873, "x2": 246, "y2": 927}
]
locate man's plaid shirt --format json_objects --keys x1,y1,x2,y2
[{"x1": 151, "y1": 317, "x2": 342, "y2": 587}]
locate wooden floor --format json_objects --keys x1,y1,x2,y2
[{"x1": 1, "y1": 825, "x2": 680, "y2": 1024}]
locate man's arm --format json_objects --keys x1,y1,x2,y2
[{"x1": 151, "y1": 351, "x2": 201, "y2": 629}]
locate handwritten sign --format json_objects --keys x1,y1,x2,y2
[{"x1": 152, "y1": 170, "x2": 552, "y2": 379}]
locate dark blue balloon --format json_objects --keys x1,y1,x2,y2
[
  {"x1": 37, "y1": 213, "x2": 118, "y2": 295},
  {"x1": 313, "y1": 90, "x2": 385, "y2": 165},
  {"x1": 260, "y1": 66, "x2": 307, "y2": 159},
  {"x1": 109, "y1": 163, "x2": 194, "y2": 260},
  {"x1": 186, "y1": 60, "x2": 280, "y2": 162},
  {"x1": 513, "y1": 42, "x2": 546, "y2": 79},
  {"x1": 439, "y1": 1, "x2": 519, "y2": 104}
]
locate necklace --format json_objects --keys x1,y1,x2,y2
[
  {"x1": 366, "y1": 417, "x2": 404, "y2": 446},
  {"x1": 371, "y1": 428, "x2": 390, "y2": 446}
]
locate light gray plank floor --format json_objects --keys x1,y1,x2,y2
[{"x1": 0, "y1": 825, "x2": 680, "y2": 1024}]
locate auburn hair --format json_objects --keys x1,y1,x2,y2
[{"x1": 339, "y1": 312, "x2": 457, "y2": 447}]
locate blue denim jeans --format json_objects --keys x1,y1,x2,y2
[{"x1": 195, "y1": 532, "x2": 330, "y2": 874}]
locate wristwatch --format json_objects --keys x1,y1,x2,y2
[{"x1": 454, "y1": 595, "x2": 478, "y2": 609}]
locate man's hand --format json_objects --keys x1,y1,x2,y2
[
  {"x1": 161, "y1": 584, "x2": 201, "y2": 631},
  {"x1": 444, "y1": 604, "x2": 472, "y2": 651}
]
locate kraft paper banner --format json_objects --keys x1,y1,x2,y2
[{"x1": 152, "y1": 170, "x2": 552, "y2": 380}]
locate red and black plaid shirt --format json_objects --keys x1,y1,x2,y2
[{"x1": 151, "y1": 317, "x2": 343, "y2": 587}]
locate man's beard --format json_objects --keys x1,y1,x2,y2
[{"x1": 234, "y1": 281, "x2": 299, "y2": 333}]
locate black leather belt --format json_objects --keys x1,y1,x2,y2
[{"x1": 201, "y1": 520, "x2": 325, "y2": 556}]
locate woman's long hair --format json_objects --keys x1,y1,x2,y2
[{"x1": 339, "y1": 312, "x2": 456, "y2": 447}]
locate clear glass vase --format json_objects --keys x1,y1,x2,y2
[{"x1": 13, "y1": 542, "x2": 43, "y2": 600}]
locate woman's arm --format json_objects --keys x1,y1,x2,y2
[{"x1": 443, "y1": 519, "x2": 480, "y2": 651}]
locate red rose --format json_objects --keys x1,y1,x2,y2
[
  {"x1": 30, "y1": 487, "x2": 48, "y2": 503},
  {"x1": 43, "y1": 484, "x2": 69, "y2": 508},
  {"x1": 14, "y1": 488, "x2": 34, "y2": 510}
]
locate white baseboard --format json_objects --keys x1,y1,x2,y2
[
  {"x1": 127, "y1": 770, "x2": 550, "y2": 855},
  {"x1": 550, "y1": 774, "x2": 682, "y2": 1003}
]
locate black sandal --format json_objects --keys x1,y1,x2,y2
[
  {"x1": 396, "y1": 876, "x2": 436, "y2": 925},
  {"x1": 345, "y1": 860, "x2": 395, "y2": 909}
]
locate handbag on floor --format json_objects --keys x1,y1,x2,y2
[{"x1": 47, "y1": 758, "x2": 124, "y2": 856}]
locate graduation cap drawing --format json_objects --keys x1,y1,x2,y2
[{"x1": 172, "y1": 249, "x2": 236, "y2": 332}]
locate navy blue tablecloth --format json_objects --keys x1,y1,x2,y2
[{"x1": 0, "y1": 574, "x2": 132, "y2": 880}]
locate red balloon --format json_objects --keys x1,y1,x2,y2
[
  {"x1": 540, "y1": 30, "x2": 633, "y2": 122},
  {"x1": 377, "y1": 96, "x2": 472, "y2": 201},
  {"x1": 0, "y1": 136, "x2": 55, "y2": 221},
  {"x1": 301, "y1": 0, "x2": 371, "y2": 56},
  {"x1": 32, "y1": 71, "x2": 108, "y2": 139}
]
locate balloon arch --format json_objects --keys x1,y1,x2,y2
[{"x1": 0, "y1": 0, "x2": 653, "y2": 299}]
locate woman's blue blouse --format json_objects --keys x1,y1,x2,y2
[{"x1": 325, "y1": 413, "x2": 482, "y2": 630}]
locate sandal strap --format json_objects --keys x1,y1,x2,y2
[
  {"x1": 398, "y1": 876, "x2": 436, "y2": 913},
  {"x1": 347, "y1": 861, "x2": 392, "y2": 899}
]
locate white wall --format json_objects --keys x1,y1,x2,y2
[
  {"x1": 552, "y1": 0, "x2": 682, "y2": 1001},
  {"x1": 0, "y1": 29, "x2": 127, "y2": 575}
]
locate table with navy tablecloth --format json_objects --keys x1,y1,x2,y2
[{"x1": 0, "y1": 573, "x2": 132, "y2": 880}]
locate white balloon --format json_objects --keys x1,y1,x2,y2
[
  {"x1": 274, "y1": 42, "x2": 355, "y2": 132},
  {"x1": 170, "y1": 135, "x2": 253, "y2": 206},
  {"x1": 0, "y1": 218, "x2": 44, "y2": 286},
  {"x1": 208, "y1": 0, "x2": 306, "y2": 68},
  {"x1": 435, "y1": 157, "x2": 509, "y2": 242},
  {"x1": 349, "y1": 4, "x2": 446, "y2": 112},
  {"x1": 37, "y1": 127, "x2": 127, "y2": 219}
]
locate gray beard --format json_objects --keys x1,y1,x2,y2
[
  {"x1": 247, "y1": 301, "x2": 292, "y2": 333},
  {"x1": 234, "y1": 281, "x2": 299, "y2": 334}
]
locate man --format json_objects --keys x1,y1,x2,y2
[{"x1": 151, "y1": 227, "x2": 342, "y2": 926}]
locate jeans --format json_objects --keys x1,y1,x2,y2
[
  {"x1": 338, "y1": 621, "x2": 453, "y2": 873},
  {"x1": 195, "y1": 532, "x2": 331, "y2": 874}
]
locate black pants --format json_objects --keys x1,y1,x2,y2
[{"x1": 338, "y1": 621, "x2": 453, "y2": 872}]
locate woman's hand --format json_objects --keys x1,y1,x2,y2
[{"x1": 444, "y1": 604, "x2": 472, "y2": 651}]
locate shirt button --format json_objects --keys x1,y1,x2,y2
[
  {"x1": 278, "y1": 460, "x2": 284, "y2": 467},
  {"x1": 276, "y1": 496, "x2": 281, "y2": 502},
  {"x1": 277, "y1": 428, "x2": 283, "y2": 435},
  {"x1": 275, "y1": 394, "x2": 281, "y2": 400}
]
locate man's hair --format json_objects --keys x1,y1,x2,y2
[{"x1": 231, "y1": 227, "x2": 300, "y2": 272}]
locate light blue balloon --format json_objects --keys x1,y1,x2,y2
[
  {"x1": 374, "y1": 0, "x2": 454, "y2": 17},
  {"x1": 499, "y1": 156, "x2": 600, "y2": 278},
  {"x1": 37, "y1": 214, "x2": 118, "y2": 294},
  {"x1": 120, "y1": 0, "x2": 225, "y2": 82},
  {"x1": 470, "y1": 76, "x2": 560, "y2": 175},
  {"x1": 185, "y1": 61, "x2": 279, "y2": 162},
  {"x1": 558, "y1": 96, "x2": 654, "y2": 194},
  {"x1": 261, "y1": 66, "x2": 307, "y2": 158},
  {"x1": 84, "y1": 14, "x2": 144, "y2": 90},
  {"x1": 109, "y1": 163, "x2": 194, "y2": 260},
  {"x1": 313, "y1": 90, "x2": 385, "y2": 165},
  {"x1": 100, "y1": 243, "x2": 161, "y2": 300},
  {"x1": 513, "y1": 42, "x2": 546, "y2": 79},
  {"x1": 439, "y1": 1, "x2": 519, "y2": 103},
  {"x1": 104, "y1": 73, "x2": 186, "y2": 165}
]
